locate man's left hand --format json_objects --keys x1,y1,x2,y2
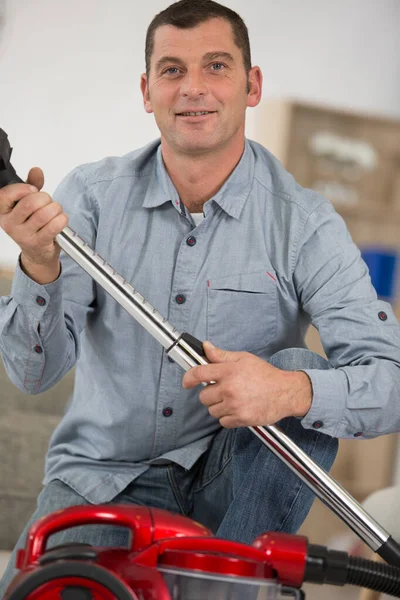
[{"x1": 182, "y1": 342, "x2": 313, "y2": 428}]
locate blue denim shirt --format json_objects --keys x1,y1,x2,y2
[{"x1": 1, "y1": 139, "x2": 399, "y2": 503}]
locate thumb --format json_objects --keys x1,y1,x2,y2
[
  {"x1": 26, "y1": 167, "x2": 44, "y2": 191},
  {"x1": 203, "y1": 341, "x2": 243, "y2": 363}
]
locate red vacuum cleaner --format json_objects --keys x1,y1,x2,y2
[
  {"x1": 2, "y1": 128, "x2": 400, "y2": 598},
  {"x1": 4, "y1": 503, "x2": 400, "y2": 599}
]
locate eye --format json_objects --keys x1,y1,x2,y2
[
  {"x1": 162, "y1": 67, "x2": 181, "y2": 76},
  {"x1": 210, "y1": 62, "x2": 226, "y2": 71}
]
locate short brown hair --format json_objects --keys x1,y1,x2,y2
[{"x1": 145, "y1": 0, "x2": 252, "y2": 77}]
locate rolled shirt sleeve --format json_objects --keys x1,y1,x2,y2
[
  {"x1": 296, "y1": 200, "x2": 400, "y2": 438},
  {"x1": 0, "y1": 167, "x2": 97, "y2": 394}
]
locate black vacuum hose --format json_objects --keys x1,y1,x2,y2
[
  {"x1": 347, "y1": 555, "x2": 400, "y2": 597},
  {"x1": 306, "y1": 544, "x2": 400, "y2": 597}
]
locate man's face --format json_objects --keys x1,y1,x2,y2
[{"x1": 141, "y1": 18, "x2": 262, "y2": 156}]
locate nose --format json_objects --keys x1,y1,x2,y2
[{"x1": 180, "y1": 68, "x2": 208, "y2": 98}]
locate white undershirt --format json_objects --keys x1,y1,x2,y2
[{"x1": 191, "y1": 212, "x2": 205, "y2": 227}]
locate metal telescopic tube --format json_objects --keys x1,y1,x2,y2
[
  {"x1": 247, "y1": 426, "x2": 388, "y2": 550},
  {"x1": 55, "y1": 229, "x2": 205, "y2": 373},
  {"x1": 55, "y1": 226, "x2": 392, "y2": 555},
  {"x1": 56, "y1": 229, "x2": 180, "y2": 350}
]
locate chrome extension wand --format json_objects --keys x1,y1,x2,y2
[{"x1": 1, "y1": 128, "x2": 400, "y2": 566}]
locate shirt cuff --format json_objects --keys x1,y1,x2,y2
[
  {"x1": 11, "y1": 256, "x2": 63, "y2": 320},
  {"x1": 300, "y1": 368, "x2": 349, "y2": 437}
]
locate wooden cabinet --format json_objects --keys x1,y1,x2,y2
[{"x1": 254, "y1": 100, "x2": 400, "y2": 221}]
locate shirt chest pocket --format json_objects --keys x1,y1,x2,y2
[{"x1": 206, "y1": 271, "x2": 277, "y2": 353}]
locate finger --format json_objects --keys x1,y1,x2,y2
[
  {"x1": 26, "y1": 167, "x2": 45, "y2": 191},
  {"x1": 8, "y1": 192, "x2": 52, "y2": 226},
  {"x1": 0, "y1": 183, "x2": 38, "y2": 215},
  {"x1": 21, "y1": 201, "x2": 64, "y2": 236},
  {"x1": 198, "y1": 383, "x2": 223, "y2": 408},
  {"x1": 219, "y1": 415, "x2": 239, "y2": 429},
  {"x1": 207, "y1": 402, "x2": 227, "y2": 420},
  {"x1": 203, "y1": 341, "x2": 245, "y2": 364},
  {"x1": 182, "y1": 363, "x2": 227, "y2": 389},
  {"x1": 35, "y1": 212, "x2": 69, "y2": 245}
]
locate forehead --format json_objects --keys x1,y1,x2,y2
[{"x1": 151, "y1": 18, "x2": 239, "y2": 63}]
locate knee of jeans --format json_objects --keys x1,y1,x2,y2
[
  {"x1": 269, "y1": 348, "x2": 330, "y2": 371},
  {"x1": 47, "y1": 524, "x2": 130, "y2": 549}
]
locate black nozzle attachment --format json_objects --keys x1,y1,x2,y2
[
  {"x1": 378, "y1": 536, "x2": 400, "y2": 568},
  {"x1": 0, "y1": 128, "x2": 23, "y2": 187}
]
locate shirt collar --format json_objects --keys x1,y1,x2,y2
[
  {"x1": 208, "y1": 140, "x2": 255, "y2": 219},
  {"x1": 142, "y1": 143, "x2": 174, "y2": 209},
  {"x1": 142, "y1": 139, "x2": 255, "y2": 220}
]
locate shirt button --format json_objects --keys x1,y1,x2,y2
[
  {"x1": 34, "y1": 345, "x2": 43, "y2": 354},
  {"x1": 312, "y1": 420, "x2": 324, "y2": 429},
  {"x1": 354, "y1": 432, "x2": 363, "y2": 437},
  {"x1": 186, "y1": 236, "x2": 197, "y2": 247},
  {"x1": 36, "y1": 296, "x2": 46, "y2": 307},
  {"x1": 175, "y1": 294, "x2": 186, "y2": 305},
  {"x1": 167, "y1": 356, "x2": 174, "y2": 363},
  {"x1": 162, "y1": 407, "x2": 173, "y2": 417},
  {"x1": 378, "y1": 311, "x2": 388, "y2": 321}
]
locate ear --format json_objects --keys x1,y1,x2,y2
[
  {"x1": 246, "y1": 66, "x2": 263, "y2": 108},
  {"x1": 140, "y1": 73, "x2": 153, "y2": 114}
]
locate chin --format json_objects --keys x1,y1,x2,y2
[{"x1": 173, "y1": 134, "x2": 225, "y2": 156}]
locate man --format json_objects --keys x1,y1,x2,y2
[{"x1": 0, "y1": 0, "x2": 399, "y2": 594}]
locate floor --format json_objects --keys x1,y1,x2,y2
[
  {"x1": 303, "y1": 582, "x2": 359, "y2": 600},
  {"x1": 0, "y1": 552, "x2": 10, "y2": 578},
  {"x1": 0, "y1": 553, "x2": 10, "y2": 574}
]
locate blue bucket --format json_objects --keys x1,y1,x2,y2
[{"x1": 361, "y1": 248, "x2": 398, "y2": 302}]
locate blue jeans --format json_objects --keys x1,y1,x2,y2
[{"x1": 0, "y1": 348, "x2": 338, "y2": 597}]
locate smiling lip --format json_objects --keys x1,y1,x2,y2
[{"x1": 176, "y1": 111, "x2": 217, "y2": 117}]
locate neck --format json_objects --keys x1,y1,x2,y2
[{"x1": 161, "y1": 137, "x2": 245, "y2": 213}]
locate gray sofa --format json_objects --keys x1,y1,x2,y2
[{"x1": 0, "y1": 272, "x2": 75, "y2": 549}]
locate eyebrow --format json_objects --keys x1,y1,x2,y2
[
  {"x1": 203, "y1": 51, "x2": 235, "y2": 63},
  {"x1": 155, "y1": 51, "x2": 235, "y2": 72}
]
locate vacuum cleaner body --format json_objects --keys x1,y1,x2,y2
[{"x1": 4, "y1": 504, "x2": 306, "y2": 599}]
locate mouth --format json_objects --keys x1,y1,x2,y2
[{"x1": 175, "y1": 111, "x2": 217, "y2": 117}]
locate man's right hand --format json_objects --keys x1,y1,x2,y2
[{"x1": 0, "y1": 167, "x2": 68, "y2": 284}]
